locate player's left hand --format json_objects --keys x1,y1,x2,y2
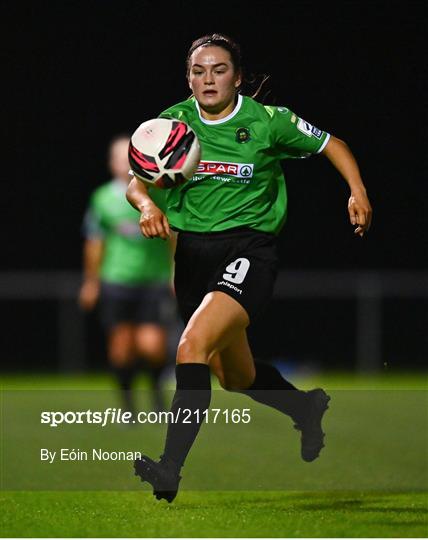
[{"x1": 348, "y1": 190, "x2": 372, "y2": 237}]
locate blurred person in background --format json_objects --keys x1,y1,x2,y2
[{"x1": 79, "y1": 135, "x2": 175, "y2": 414}]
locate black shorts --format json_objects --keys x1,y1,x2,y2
[
  {"x1": 174, "y1": 228, "x2": 278, "y2": 325},
  {"x1": 99, "y1": 282, "x2": 174, "y2": 329}
]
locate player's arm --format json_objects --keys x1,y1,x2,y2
[
  {"x1": 322, "y1": 136, "x2": 372, "y2": 237},
  {"x1": 126, "y1": 176, "x2": 170, "y2": 240},
  {"x1": 167, "y1": 230, "x2": 178, "y2": 294},
  {"x1": 79, "y1": 237, "x2": 104, "y2": 311}
]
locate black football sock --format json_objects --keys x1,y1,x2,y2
[
  {"x1": 160, "y1": 363, "x2": 211, "y2": 472},
  {"x1": 112, "y1": 365, "x2": 136, "y2": 415},
  {"x1": 241, "y1": 362, "x2": 307, "y2": 422},
  {"x1": 148, "y1": 363, "x2": 166, "y2": 412}
]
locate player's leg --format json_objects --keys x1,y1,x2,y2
[
  {"x1": 134, "y1": 284, "x2": 174, "y2": 411},
  {"x1": 107, "y1": 323, "x2": 137, "y2": 415},
  {"x1": 209, "y1": 330, "x2": 255, "y2": 390},
  {"x1": 212, "y1": 329, "x2": 308, "y2": 417},
  {"x1": 206, "y1": 230, "x2": 306, "y2": 411},
  {"x1": 163, "y1": 290, "x2": 249, "y2": 461},
  {"x1": 99, "y1": 283, "x2": 139, "y2": 415},
  {"x1": 220, "y1": 331, "x2": 307, "y2": 413},
  {"x1": 134, "y1": 290, "x2": 249, "y2": 502},
  {"x1": 211, "y1": 329, "x2": 330, "y2": 462},
  {"x1": 135, "y1": 323, "x2": 168, "y2": 411}
]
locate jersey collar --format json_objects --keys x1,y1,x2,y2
[{"x1": 195, "y1": 94, "x2": 243, "y2": 125}]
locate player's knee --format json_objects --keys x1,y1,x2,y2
[
  {"x1": 108, "y1": 326, "x2": 134, "y2": 364},
  {"x1": 135, "y1": 326, "x2": 166, "y2": 361},
  {"x1": 109, "y1": 342, "x2": 133, "y2": 364},
  {"x1": 137, "y1": 340, "x2": 166, "y2": 365},
  {"x1": 176, "y1": 333, "x2": 211, "y2": 364}
]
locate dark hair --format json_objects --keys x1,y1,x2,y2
[{"x1": 186, "y1": 33, "x2": 242, "y2": 77}]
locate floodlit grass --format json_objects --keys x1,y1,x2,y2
[
  {"x1": 1, "y1": 370, "x2": 427, "y2": 390},
  {"x1": 1, "y1": 372, "x2": 427, "y2": 537},
  {"x1": 1, "y1": 490, "x2": 427, "y2": 537}
]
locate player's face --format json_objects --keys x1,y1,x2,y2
[
  {"x1": 109, "y1": 139, "x2": 130, "y2": 181},
  {"x1": 188, "y1": 46, "x2": 241, "y2": 119}
]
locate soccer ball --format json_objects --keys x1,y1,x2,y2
[{"x1": 129, "y1": 118, "x2": 201, "y2": 189}]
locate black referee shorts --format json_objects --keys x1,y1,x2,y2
[{"x1": 174, "y1": 228, "x2": 278, "y2": 325}]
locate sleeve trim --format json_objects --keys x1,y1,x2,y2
[{"x1": 316, "y1": 132, "x2": 331, "y2": 154}]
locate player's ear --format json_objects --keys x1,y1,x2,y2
[{"x1": 234, "y1": 70, "x2": 242, "y2": 89}]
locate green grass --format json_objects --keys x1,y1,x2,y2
[
  {"x1": 1, "y1": 370, "x2": 427, "y2": 390},
  {"x1": 1, "y1": 491, "x2": 427, "y2": 537},
  {"x1": 1, "y1": 372, "x2": 427, "y2": 537}
]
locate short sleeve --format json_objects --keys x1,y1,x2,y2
[
  {"x1": 158, "y1": 98, "x2": 195, "y2": 122},
  {"x1": 158, "y1": 109, "x2": 175, "y2": 120},
  {"x1": 266, "y1": 105, "x2": 330, "y2": 160},
  {"x1": 158, "y1": 107, "x2": 185, "y2": 121}
]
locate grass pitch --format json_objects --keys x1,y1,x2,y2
[
  {"x1": 1, "y1": 372, "x2": 427, "y2": 537},
  {"x1": 2, "y1": 490, "x2": 427, "y2": 537}
]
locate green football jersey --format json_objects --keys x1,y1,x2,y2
[
  {"x1": 84, "y1": 179, "x2": 172, "y2": 285},
  {"x1": 160, "y1": 95, "x2": 330, "y2": 235}
]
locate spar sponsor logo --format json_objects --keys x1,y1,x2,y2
[{"x1": 197, "y1": 161, "x2": 254, "y2": 179}]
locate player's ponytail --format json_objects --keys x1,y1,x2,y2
[{"x1": 244, "y1": 73, "x2": 273, "y2": 102}]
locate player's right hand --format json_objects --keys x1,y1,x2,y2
[{"x1": 139, "y1": 203, "x2": 170, "y2": 240}]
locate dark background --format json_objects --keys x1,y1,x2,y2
[{"x1": 1, "y1": 0, "x2": 427, "y2": 370}]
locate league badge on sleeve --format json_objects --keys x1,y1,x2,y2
[
  {"x1": 311, "y1": 126, "x2": 323, "y2": 139},
  {"x1": 297, "y1": 118, "x2": 323, "y2": 139}
]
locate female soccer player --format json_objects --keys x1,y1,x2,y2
[
  {"x1": 79, "y1": 135, "x2": 174, "y2": 414},
  {"x1": 127, "y1": 34, "x2": 372, "y2": 502}
]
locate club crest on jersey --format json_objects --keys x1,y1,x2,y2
[
  {"x1": 235, "y1": 127, "x2": 251, "y2": 143},
  {"x1": 197, "y1": 161, "x2": 254, "y2": 178}
]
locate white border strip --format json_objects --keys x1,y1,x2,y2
[
  {"x1": 195, "y1": 94, "x2": 243, "y2": 125},
  {"x1": 316, "y1": 132, "x2": 331, "y2": 153}
]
